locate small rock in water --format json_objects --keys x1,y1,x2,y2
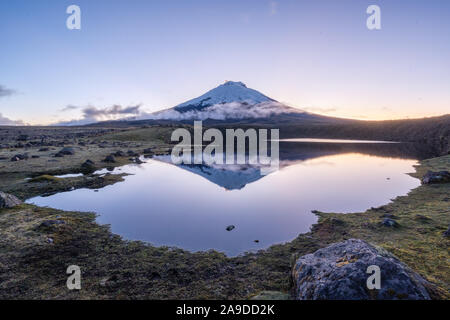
[
  {"x1": 254, "y1": 240, "x2": 260, "y2": 243},
  {"x1": 226, "y1": 225, "x2": 235, "y2": 231}
]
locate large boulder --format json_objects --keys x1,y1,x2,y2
[
  {"x1": 0, "y1": 191, "x2": 23, "y2": 208},
  {"x1": 292, "y1": 239, "x2": 431, "y2": 300}
]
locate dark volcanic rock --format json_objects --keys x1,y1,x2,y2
[
  {"x1": 0, "y1": 191, "x2": 23, "y2": 208},
  {"x1": 39, "y1": 220, "x2": 66, "y2": 227},
  {"x1": 103, "y1": 155, "x2": 116, "y2": 163},
  {"x1": 421, "y1": 170, "x2": 450, "y2": 184},
  {"x1": 17, "y1": 134, "x2": 28, "y2": 141},
  {"x1": 381, "y1": 218, "x2": 399, "y2": 228},
  {"x1": 127, "y1": 150, "x2": 139, "y2": 157},
  {"x1": 292, "y1": 239, "x2": 431, "y2": 300},
  {"x1": 114, "y1": 151, "x2": 126, "y2": 157},
  {"x1": 57, "y1": 147, "x2": 76, "y2": 156},
  {"x1": 10, "y1": 154, "x2": 28, "y2": 161},
  {"x1": 81, "y1": 159, "x2": 96, "y2": 172}
]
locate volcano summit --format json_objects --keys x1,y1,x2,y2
[
  {"x1": 174, "y1": 81, "x2": 276, "y2": 112},
  {"x1": 142, "y1": 81, "x2": 309, "y2": 122}
]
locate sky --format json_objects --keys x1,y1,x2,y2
[{"x1": 0, "y1": 0, "x2": 449, "y2": 125}]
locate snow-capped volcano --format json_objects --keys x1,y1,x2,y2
[
  {"x1": 143, "y1": 80, "x2": 305, "y2": 121},
  {"x1": 174, "y1": 81, "x2": 276, "y2": 112}
]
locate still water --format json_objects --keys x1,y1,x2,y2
[{"x1": 28, "y1": 140, "x2": 427, "y2": 256}]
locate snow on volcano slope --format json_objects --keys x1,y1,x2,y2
[
  {"x1": 138, "y1": 80, "x2": 307, "y2": 121},
  {"x1": 174, "y1": 81, "x2": 276, "y2": 112}
]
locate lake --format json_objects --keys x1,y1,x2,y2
[{"x1": 27, "y1": 140, "x2": 431, "y2": 256}]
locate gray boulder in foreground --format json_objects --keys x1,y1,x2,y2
[
  {"x1": 0, "y1": 191, "x2": 23, "y2": 208},
  {"x1": 292, "y1": 239, "x2": 431, "y2": 300}
]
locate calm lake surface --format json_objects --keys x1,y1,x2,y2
[{"x1": 28, "y1": 140, "x2": 430, "y2": 256}]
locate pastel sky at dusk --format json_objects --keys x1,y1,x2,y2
[{"x1": 0, "y1": 0, "x2": 449, "y2": 125}]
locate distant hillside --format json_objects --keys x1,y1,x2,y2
[
  {"x1": 89, "y1": 114, "x2": 449, "y2": 156},
  {"x1": 209, "y1": 114, "x2": 449, "y2": 156},
  {"x1": 277, "y1": 115, "x2": 450, "y2": 156}
]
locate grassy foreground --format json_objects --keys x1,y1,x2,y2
[{"x1": 0, "y1": 155, "x2": 448, "y2": 299}]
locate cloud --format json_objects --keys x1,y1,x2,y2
[
  {"x1": 55, "y1": 104, "x2": 143, "y2": 126},
  {"x1": 0, "y1": 85, "x2": 16, "y2": 98},
  {"x1": 57, "y1": 102, "x2": 304, "y2": 125},
  {"x1": 0, "y1": 113, "x2": 25, "y2": 126},
  {"x1": 82, "y1": 104, "x2": 141, "y2": 119},
  {"x1": 139, "y1": 101, "x2": 302, "y2": 121},
  {"x1": 61, "y1": 105, "x2": 79, "y2": 112}
]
